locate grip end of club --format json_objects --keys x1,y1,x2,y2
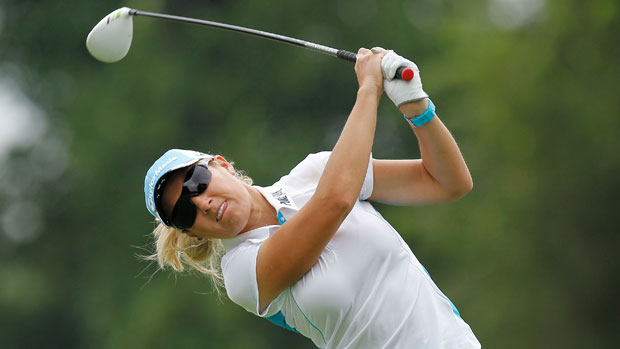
[{"x1": 398, "y1": 67, "x2": 414, "y2": 81}]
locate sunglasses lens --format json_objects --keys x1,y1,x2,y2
[
  {"x1": 170, "y1": 163, "x2": 212, "y2": 230},
  {"x1": 184, "y1": 166, "x2": 196, "y2": 182},
  {"x1": 183, "y1": 164, "x2": 212, "y2": 196},
  {"x1": 170, "y1": 197, "x2": 196, "y2": 230}
]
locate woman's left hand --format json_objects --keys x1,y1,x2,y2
[{"x1": 354, "y1": 47, "x2": 388, "y2": 96}]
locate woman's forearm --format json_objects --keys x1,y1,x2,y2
[
  {"x1": 315, "y1": 86, "x2": 380, "y2": 206},
  {"x1": 401, "y1": 101, "x2": 473, "y2": 197}
]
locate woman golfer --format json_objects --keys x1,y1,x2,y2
[{"x1": 144, "y1": 48, "x2": 480, "y2": 348}]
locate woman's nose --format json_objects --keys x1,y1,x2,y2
[{"x1": 191, "y1": 193, "x2": 212, "y2": 212}]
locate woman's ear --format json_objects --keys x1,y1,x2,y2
[{"x1": 212, "y1": 155, "x2": 236, "y2": 174}]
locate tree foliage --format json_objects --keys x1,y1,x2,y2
[{"x1": 1, "y1": 0, "x2": 618, "y2": 347}]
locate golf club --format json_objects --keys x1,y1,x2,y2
[{"x1": 86, "y1": 7, "x2": 414, "y2": 81}]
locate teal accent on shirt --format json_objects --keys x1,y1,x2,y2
[
  {"x1": 421, "y1": 265, "x2": 462, "y2": 318},
  {"x1": 277, "y1": 211, "x2": 287, "y2": 224},
  {"x1": 265, "y1": 212, "x2": 303, "y2": 334},
  {"x1": 266, "y1": 311, "x2": 300, "y2": 333}
]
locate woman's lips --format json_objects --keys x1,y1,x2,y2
[{"x1": 216, "y1": 201, "x2": 227, "y2": 222}]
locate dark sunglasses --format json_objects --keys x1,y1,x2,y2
[{"x1": 166, "y1": 162, "x2": 212, "y2": 230}]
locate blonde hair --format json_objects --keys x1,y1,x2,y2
[{"x1": 142, "y1": 156, "x2": 253, "y2": 293}]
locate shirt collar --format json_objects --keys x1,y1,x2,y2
[
  {"x1": 221, "y1": 185, "x2": 297, "y2": 251},
  {"x1": 255, "y1": 184, "x2": 298, "y2": 212}
]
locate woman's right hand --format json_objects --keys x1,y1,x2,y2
[{"x1": 354, "y1": 47, "x2": 387, "y2": 97}]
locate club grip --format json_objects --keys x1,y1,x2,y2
[
  {"x1": 336, "y1": 50, "x2": 414, "y2": 81},
  {"x1": 336, "y1": 50, "x2": 357, "y2": 62}
]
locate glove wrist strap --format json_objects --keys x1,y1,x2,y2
[{"x1": 404, "y1": 98, "x2": 435, "y2": 127}]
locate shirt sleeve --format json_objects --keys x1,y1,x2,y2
[
  {"x1": 283, "y1": 151, "x2": 374, "y2": 201},
  {"x1": 221, "y1": 241, "x2": 279, "y2": 317}
]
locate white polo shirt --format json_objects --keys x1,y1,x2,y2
[{"x1": 221, "y1": 152, "x2": 480, "y2": 348}]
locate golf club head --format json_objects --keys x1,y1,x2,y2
[{"x1": 86, "y1": 7, "x2": 133, "y2": 63}]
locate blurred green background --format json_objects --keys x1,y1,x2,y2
[{"x1": 1, "y1": 0, "x2": 618, "y2": 347}]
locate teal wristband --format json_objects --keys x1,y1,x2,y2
[{"x1": 404, "y1": 98, "x2": 435, "y2": 127}]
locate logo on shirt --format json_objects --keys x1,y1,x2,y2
[{"x1": 271, "y1": 188, "x2": 292, "y2": 207}]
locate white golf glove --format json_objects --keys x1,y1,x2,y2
[{"x1": 373, "y1": 47, "x2": 428, "y2": 107}]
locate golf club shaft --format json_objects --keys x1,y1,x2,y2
[{"x1": 129, "y1": 9, "x2": 411, "y2": 81}]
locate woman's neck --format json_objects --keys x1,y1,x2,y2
[{"x1": 242, "y1": 186, "x2": 279, "y2": 233}]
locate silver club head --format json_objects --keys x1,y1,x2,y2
[{"x1": 86, "y1": 7, "x2": 133, "y2": 63}]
